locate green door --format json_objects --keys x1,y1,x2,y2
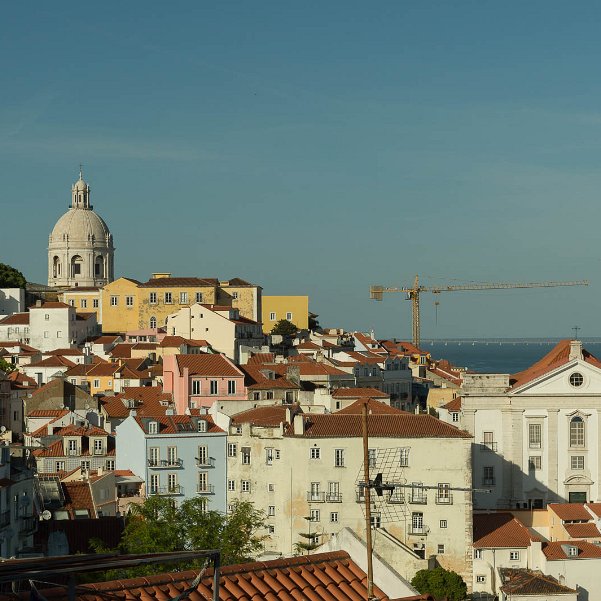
[{"x1": 569, "y1": 492, "x2": 587, "y2": 503}]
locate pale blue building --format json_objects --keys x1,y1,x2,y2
[{"x1": 116, "y1": 412, "x2": 227, "y2": 511}]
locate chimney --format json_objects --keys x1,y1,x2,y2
[
  {"x1": 569, "y1": 340, "x2": 583, "y2": 361},
  {"x1": 151, "y1": 273, "x2": 171, "y2": 279},
  {"x1": 293, "y1": 413, "x2": 305, "y2": 435},
  {"x1": 36, "y1": 300, "x2": 42, "y2": 307}
]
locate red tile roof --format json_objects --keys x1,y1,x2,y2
[
  {"x1": 441, "y1": 397, "x2": 462, "y2": 411},
  {"x1": 273, "y1": 361, "x2": 350, "y2": 378},
  {"x1": 0, "y1": 312, "x2": 29, "y2": 325},
  {"x1": 241, "y1": 365, "x2": 299, "y2": 390},
  {"x1": 31, "y1": 302, "x2": 71, "y2": 309},
  {"x1": 585, "y1": 503, "x2": 601, "y2": 517},
  {"x1": 295, "y1": 341, "x2": 322, "y2": 350},
  {"x1": 232, "y1": 405, "x2": 301, "y2": 427},
  {"x1": 62, "y1": 481, "x2": 96, "y2": 517},
  {"x1": 102, "y1": 386, "x2": 174, "y2": 418},
  {"x1": 511, "y1": 339, "x2": 601, "y2": 388},
  {"x1": 109, "y1": 343, "x2": 134, "y2": 359},
  {"x1": 548, "y1": 503, "x2": 592, "y2": 521},
  {"x1": 499, "y1": 568, "x2": 576, "y2": 596},
  {"x1": 134, "y1": 414, "x2": 224, "y2": 435},
  {"x1": 292, "y1": 414, "x2": 471, "y2": 439},
  {"x1": 27, "y1": 409, "x2": 70, "y2": 418},
  {"x1": 246, "y1": 353, "x2": 275, "y2": 364},
  {"x1": 39, "y1": 551, "x2": 395, "y2": 601},
  {"x1": 175, "y1": 353, "x2": 243, "y2": 377},
  {"x1": 332, "y1": 387, "x2": 389, "y2": 399},
  {"x1": 92, "y1": 335, "x2": 122, "y2": 345},
  {"x1": 336, "y1": 399, "x2": 407, "y2": 415},
  {"x1": 564, "y1": 523, "x2": 601, "y2": 538},
  {"x1": 473, "y1": 513, "x2": 538, "y2": 548},
  {"x1": 7, "y1": 371, "x2": 37, "y2": 388},
  {"x1": 44, "y1": 348, "x2": 84, "y2": 356},
  {"x1": 139, "y1": 277, "x2": 218, "y2": 288},
  {"x1": 543, "y1": 540, "x2": 601, "y2": 559},
  {"x1": 27, "y1": 356, "x2": 76, "y2": 369}
]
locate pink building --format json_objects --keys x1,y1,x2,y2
[{"x1": 163, "y1": 353, "x2": 247, "y2": 413}]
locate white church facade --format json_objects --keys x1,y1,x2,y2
[
  {"x1": 47, "y1": 171, "x2": 114, "y2": 288},
  {"x1": 448, "y1": 340, "x2": 601, "y2": 510}
]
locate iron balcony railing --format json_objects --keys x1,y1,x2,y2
[
  {"x1": 307, "y1": 492, "x2": 325, "y2": 502},
  {"x1": 482, "y1": 478, "x2": 496, "y2": 486},
  {"x1": 409, "y1": 493, "x2": 427, "y2": 505},
  {"x1": 326, "y1": 493, "x2": 342, "y2": 503},
  {"x1": 149, "y1": 485, "x2": 183, "y2": 496},
  {"x1": 435, "y1": 494, "x2": 453, "y2": 505},
  {"x1": 196, "y1": 484, "x2": 215, "y2": 495},
  {"x1": 388, "y1": 492, "x2": 405, "y2": 504},
  {"x1": 148, "y1": 458, "x2": 183, "y2": 468},
  {"x1": 479, "y1": 442, "x2": 498, "y2": 452},
  {"x1": 195, "y1": 457, "x2": 215, "y2": 468},
  {"x1": 409, "y1": 525, "x2": 429, "y2": 536}
]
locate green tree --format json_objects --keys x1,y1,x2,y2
[
  {"x1": 271, "y1": 319, "x2": 298, "y2": 337},
  {"x1": 0, "y1": 358, "x2": 15, "y2": 374},
  {"x1": 0, "y1": 264, "x2": 26, "y2": 288},
  {"x1": 411, "y1": 567, "x2": 467, "y2": 601}
]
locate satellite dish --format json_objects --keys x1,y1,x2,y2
[{"x1": 41, "y1": 510, "x2": 52, "y2": 521}]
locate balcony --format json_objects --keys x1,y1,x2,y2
[
  {"x1": 326, "y1": 493, "x2": 342, "y2": 503},
  {"x1": 149, "y1": 485, "x2": 183, "y2": 496},
  {"x1": 93, "y1": 448, "x2": 105, "y2": 456},
  {"x1": 196, "y1": 457, "x2": 215, "y2": 468},
  {"x1": 148, "y1": 458, "x2": 183, "y2": 469},
  {"x1": 435, "y1": 494, "x2": 453, "y2": 505},
  {"x1": 0, "y1": 510, "x2": 10, "y2": 528},
  {"x1": 409, "y1": 525, "x2": 430, "y2": 536},
  {"x1": 197, "y1": 484, "x2": 215, "y2": 495},
  {"x1": 479, "y1": 442, "x2": 498, "y2": 452},
  {"x1": 388, "y1": 492, "x2": 405, "y2": 504},
  {"x1": 482, "y1": 478, "x2": 496, "y2": 486},
  {"x1": 67, "y1": 449, "x2": 79, "y2": 456},
  {"x1": 409, "y1": 494, "x2": 427, "y2": 505},
  {"x1": 307, "y1": 492, "x2": 325, "y2": 503}
]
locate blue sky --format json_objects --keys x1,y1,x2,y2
[{"x1": 1, "y1": 2, "x2": 600, "y2": 339}]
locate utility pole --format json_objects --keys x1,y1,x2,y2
[{"x1": 361, "y1": 403, "x2": 375, "y2": 601}]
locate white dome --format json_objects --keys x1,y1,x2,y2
[
  {"x1": 49, "y1": 207, "x2": 112, "y2": 245},
  {"x1": 72, "y1": 177, "x2": 89, "y2": 191}
]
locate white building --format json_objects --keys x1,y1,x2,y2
[
  {"x1": 223, "y1": 403, "x2": 474, "y2": 587},
  {"x1": 450, "y1": 340, "x2": 601, "y2": 510},
  {"x1": 48, "y1": 170, "x2": 114, "y2": 288},
  {"x1": 166, "y1": 304, "x2": 263, "y2": 363},
  {"x1": 0, "y1": 288, "x2": 25, "y2": 317}
]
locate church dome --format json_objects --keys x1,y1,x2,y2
[
  {"x1": 49, "y1": 207, "x2": 112, "y2": 244},
  {"x1": 72, "y1": 177, "x2": 89, "y2": 191}
]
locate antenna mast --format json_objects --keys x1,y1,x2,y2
[{"x1": 361, "y1": 403, "x2": 375, "y2": 601}]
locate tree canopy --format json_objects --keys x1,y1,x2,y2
[
  {"x1": 91, "y1": 497, "x2": 266, "y2": 579},
  {"x1": 411, "y1": 567, "x2": 467, "y2": 601},
  {"x1": 271, "y1": 319, "x2": 298, "y2": 337},
  {"x1": 0, "y1": 358, "x2": 15, "y2": 374},
  {"x1": 0, "y1": 263, "x2": 26, "y2": 288}
]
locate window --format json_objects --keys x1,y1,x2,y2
[
  {"x1": 529, "y1": 456, "x2": 542, "y2": 470},
  {"x1": 227, "y1": 380, "x2": 236, "y2": 395},
  {"x1": 570, "y1": 372, "x2": 584, "y2": 387},
  {"x1": 180, "y1": 292, "x2": 188, "y2": 304},
  {"x1": 192, "y1": 380, "x2": 201, "y2": 395},
  {"x1": 330, "y1": 512, "x2": 339, "y2": 522},
  {"x1": 483, "y1": 466, "x2": 495, "y2": 486},
  {"x1": 227, "y1": 443, "x2": 237, "y2": 457},
  {"x1": 81, "y1": 299, "x2": 87, "y2": 308},
  {"x1": 411, "y1": 482, "x2": 426, "y2": 503},
  {"x1": 105, "y1": 459, "x2": 115, "y2": 471},
  {"x1": 110, "y1": 296, "x2": 118, "y2": 306},
  {"x1": 68, "y1": 439, "x2": 77, "y2": 455},
  {"x1": 368, "y1": 448, "x2": 376, "y2": 468},
  {"x1": 268, "y1": 506, "x2": 275, "y2": 516},
  {"x1": 270, "y1": 312, "x2": 276, "y2": 321},
  {"x1": 310, "y1": 447, "x2": 321, "y2": 460},
  {"x1": 335, "y1": 449, "x2": 345, "y2": 467},
  {"x1": 55, "y1": 461, "x2": 65, "y2": 472},
  {"x1": 569, "y1": 546, "x2": 578, "y2": 556},
  {"x1": 286, "y1": 312, "x2": 292, "y2": 320},
  {"x1": 252, "y1": 391, "x2": 260, "y2": 400},
  {"x1": 309, "y1": 482, "x2": 321, "y2": 501},
  {"x1": 195, "y1": 292, "x2": 203, "y2": 303},
  {"x1": 241, "y1": 480, "x2": 251, "y2": 492},
  {"x1": 474, "y1": 549, "x2": 483, "y2": 559},
  {"x1": 266, "y1": 391, "x2": 274, "y2": 400},
  {"x1": 268, "y1": 483, "x2": 275, "y2": 492},
  {"x1": 149, "y1": 292, "x2": 157, "y2": 304},
  {"x1": 476, "y1": 575, "x2": 486, "y2": 584},
  {"x1": 437, "y1": 483, "x2": 451, "y2": 503},
  {"x1": 437, "y1": 544, "x2": 445, "y2": 554},
  {"x1": 328, "y1": 481, "x2": 340, "y2": 502},
  {"x1": 164, "y1": 292, "x2": 173, "y2": 304},
  {"x1": 241, "y1": 447, "x2": 251, "y2": 465},
  {"x1": 167, "y1": 447, "x2": 177, "y2": 465},
  {"x1": 57, "y1": 330, "x2": 62, "y2": 338},
  {"x1": 570, "y1": 416, "x2": 585, "y2": 447},
  {"x1": 148, "y1": 421, "x2": 159, "y2": 434},
  {"x1": 210, "y1": 380, "x2": 218, "y2": 395},
  {"x1": 399, "y1": 447, "x2": 410, "y2": 467},
  {"x1": 198, "y1": 420, "x2": 207, "y2": 433},
  {"x1": 268, "y1": 524, "x2": 275, "y2": 534},
  {"x1": 126, "y1": 296, "x2": 134, "y2": 307},
  {"x1": 440, "y1": 519, "x2": 448, "y2": 529},
  {"x1": 411, "y1": 512, "x2": 424, "y2": 533},
  {"x1": 228, "y1": 480, "x2": 235, "y2": 491},
  {"x1": 198, "y1": 472, "x2": 209, "y2": 493},
  {"x1": 94, "y1": 439, "x2": 103, "y2": 455},
  {"x1": 509, "y1": 551, "x2": 520, "y2": 561},
  {"x1": 528, "y1": 423, "x2": 542, "y2": 449},
  {"x1": 197, "y1": 446, "x2": 208, "y2": 465},
  {"x1": 150, "y1": 316, "x2": 157, "y2": 329},
  {"x1": 68, "y1": 300, "x2": 75, "y2": 307},
  {"x1": 93, "y1": 299, "x2": 99, "y2": 308},
  {"x1": 451, "y1": 412, "x2": 459, "y2": 422},
  {"x1": 93, "y1": 379, "x2": 100, "y2": 388},
  {"x1": 149, "y1": 447, "x2": 159, "y2": 466},
  {"x1": 232, "y1": 292, "x2": 238, "y2": 300},
  {"x1": 571, "y1": 455, "x2": 585, "y2": 470},
  {"x1": 167, "y1": 473, "x2": 178, "y2": 492},
  {"x1": 44, "y1": 331, "x2": 49, "y2": 338},
  {"x1": 150, "y1": 474, "x2": 159, "y2": 494},
  {"x1": 81, "y1": 460, "x2": 90, "y2": 471},
  {"x1": 266, "y1": 448, "x2": 274, "y2": 465},
  {"x1": 310, "y1": 509, "x2": 320, "y2": 522},
  {"x1": 45, "y1": 314, "x2": 49, "y2": 320}
]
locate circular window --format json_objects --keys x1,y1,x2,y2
[{"x1": 569, "y1": 372, "x2": 584, "y2": 387}]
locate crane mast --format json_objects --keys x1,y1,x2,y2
[{"x1": 370, "y1": 275, "x2": 589, "y2": 348}]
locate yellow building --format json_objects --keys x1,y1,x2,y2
[
  {"x1": 262, "y1": 295, "x2": 309, "y2": 333},
  {"x1": 101, "y1": 274, "x2": 261, "y2": 334},
  {"x1": 58, "y1": 287, "x2": 103, "y2": 322}
]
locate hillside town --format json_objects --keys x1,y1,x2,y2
[{"x1": 0, "y1": 172, "x2": 597, "y2": 600}]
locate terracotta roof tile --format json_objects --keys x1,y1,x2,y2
[
  {"x1": 291, "y1": 414, "x2": 471, "y2": 439},
  {"x1": 549, "y1": 503, "x2": 592, "y2": 521},
  {"x1": 0, "y1": 312, "x2": 29, "y2": 325},
  {"x1": 241, "y1": 365, "x2": 299, "y2": 390},
  {"x1": 134, "y1": 414, "x2": 224, "y2": 435},
  {"x1": 585, "y1": 502, "x2": 601, "y2": 517},
  {"x1": 109, "y1": 343, "x2": 133, "y2": 359},
  {"x1": 139, "y1": 277, "x2": 218, "y2": 288},
  {"x1": 31, "y1": 302, "x2": 71, "y2": 309},
  {"x1": 92, "y1": 335, "x2": 122, "y2": 345},
  {"x1": 332, "y1": 387, "x2": 389, "y2": 399},
  {"x1": 175, "y1": 353, "x2": 243, "y2": 377},
  {"x1": 543, "y1": 540, "x2": 601, "y2": 559},
  {"x1": 27, "y1": 409, "x2": 70, "y2": 418},
  {"x1": 441, "y1": 397, "x2": 462, "y2": 411},
  {"x1": 336, "y1": 399, "x2": 407, "y2": 415},
  {"x1": 499, "y1": 568, "x2": 576, "y2": 595},
  {"x1": 44, "y1": 348, "x2": 85, "y2": 356},
  {"x1": 27, "y1": 356, "x2": 76, "y2": 369},
  {"x1": 232, "y1": 405, "x2": 302, "y2": 427},
  {"x1": 272, "y1": 361, "x2": 350, "y2": 378},
  {"x1": 564, "y1": 523, "x2": 601, "y2": 538},
  {"x1": 32, "y1": 551, "x2": 392, "y2": 601},
  {"x1": 473, "y1": 513, "x2": 538, "y2": 548},
  {"x1": 247, "y1": 353, "x2": 275, "y2": 365},
  {"x1": 102, "y1": 386, "x2": 174, "y2": 418},
  {"x1": 62, "y1": 481, "x2": 96, "y2": 518},
  {"x1": 7, "y1": 371, "x2": 37, "y2": 388},
  {"x1": 511, "y1": 339, "x2": 601, "y2": 388}
]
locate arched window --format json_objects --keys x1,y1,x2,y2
[
  {"x1": 149, "y1": 316, "x2": 157, "y2": 329},
  {"x1": 71, "y1": 255, "x2": 83, "y2": 278},
  {"x1": 570, "y1": 416, "x2": 585, "y2": 448},
  {"x1": 52, "y1": 256, "x2": 61, "y2": 278},
  {"x1": 94, "y1": 256, "x2": 104, "y2": 278}
]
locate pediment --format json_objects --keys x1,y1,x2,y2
[
  {"x1": 564, "y1": 475, "x2": 594, "y2": 485},
  {"x1": 512, "y1": 360, "x2": 601, "y2": 395}
]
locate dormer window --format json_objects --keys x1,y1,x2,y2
[
  {"x1": 198, "y1": 420, "x2": 207, "y2": 433},
  {"x1": 148, "y1": 421, "x2": 159, "y2": 434},
  {"x1": 569, "y1": 546, "x2": 578, "y2": 556}
]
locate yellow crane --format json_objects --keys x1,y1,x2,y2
[{"x1": 370, "y1": 275, "x2": 589, "y2": 348}]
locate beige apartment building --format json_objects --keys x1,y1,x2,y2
[{"x1": 223, "y1": 405, "x2": 474, "y2": 587}]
